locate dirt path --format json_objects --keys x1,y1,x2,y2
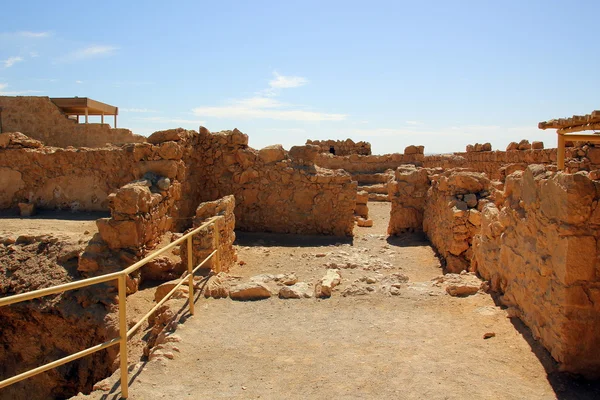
[{"x1": 74, "y1": 203, "x2": 599, "y2": 399}]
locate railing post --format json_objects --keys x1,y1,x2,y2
[
  {"x1": 187, "y1": 236, "x2": 195, "y2": 316},
  {"x1": 214, "y1": 218, "x2": 221, "y2": 273},
  {"x1": 118, "y1": 275, "x2": 128, "y2": 399}
]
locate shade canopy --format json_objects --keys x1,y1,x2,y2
[{"x1": 50, "y1": 97, "x2": 118, "y2": 116}]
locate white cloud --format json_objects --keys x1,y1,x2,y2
[
  {"x1": 121, "y1": 108, "x2": 158, "y2": 113},
  {"x1": 134, "y1": 116, "x2": 205, "y2": 125},
  {"x1": 18, "y1": 31, "x2": 51, "y2": 38},
  {"x1": 405, "y1": 120, "x2": 423, "y2": 125},
  {"x1": 3, "y1": 56, "x2": 23, "y2": 68},
  {"x1": 193, "y1": 96, "x2": 346, "y2": 122},
  {"x1": 269, "y1": 72, "x2": 308, "y2": 89},
  {"x1": 0, "y1": 83, "x2": 41, "y2": 95},
  {"x1": 60, "y1": 45, "x2": 118, "y2": 62},
  {"x1": 29, "y1": 51, "x2": 39, "y2": 58},
  {"x1": 75, "y1": 80, "x2": 83, "y2": 84}
]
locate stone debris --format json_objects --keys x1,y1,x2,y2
[
  {"x1": 432, "y1": 272, "x2": 485, "y2": 297},
  {"x1": 279, "y1": 282, "x2": 313, "y2": 299},
  {"x1": 315, "y1": 269, "x2": 342, "y2": 298},
  {"x1": 483, "y1": 332, "x2": 496, "y2": 339},
  {"x1": 229, "y1": 282, "x2": 272, "y2": 301},
  {"x1": 357, "y1": 218, "x2": 374, "y2": 227}
]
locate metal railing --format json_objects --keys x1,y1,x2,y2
[{"x1": 0, "y1": 215, "x2": 222, "y2": 398}]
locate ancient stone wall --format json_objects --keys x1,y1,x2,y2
[
  {"x1": 0, "y1": 96, "x2": 145, "y2": 148},
  {"x1": 387, "y1": 166, "x2": 432, "y2": 235},
  {"x1": 306, "y1": 139, "x2": 371, "y2": 156},
  {"x1": 471, "y1": 166, "x2": 600, "y2": 376},
  {"x1": 423, "y1": 170, "x2": 493, "y2": 273},
  {"x1": 191, "y1": 128, "x2": 357, "y2": 236},
  {"x1": 0, "y1": 132, "x2": 188, "y2": 214},
  {"x1": 422, "y1": 145, "x2": 600, "y2": 181},
  {"x1": 181, "y1": 195, "x2": 237, "y2": 272}
]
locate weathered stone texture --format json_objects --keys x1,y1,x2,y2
[
  {"x1": 192, "y1": 128, "x2": 356, "y2": 236},
  {"x1": 306, "y1": 138, "x2": 371, "y2": 156},
  {"x1": 180, "y1": 195, "x2": 237, "y2": 273},
  {"x1": 0, "y1": 96, "x2": 145, "y2": 148},
  {"x1": 387, "y1": 166, "x2": 432, "y2": 235},
  {"x1": 423, "y1": 170, "x2": 492, "y2": 273},
  {"x1": 472, "y1": 165, "x2": 600, "y2": 377}
]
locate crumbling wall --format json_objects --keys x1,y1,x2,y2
[
  {"x1": 315, "y1": 145, "x2": 424, "y2": 174},
  {"x1": 0, "y1": 131, "x2": 189, "y2": 215},
  {"x1": 191, "y1": 128, "x2": 356, "y2": 236},
  {"x1": 0, "y1": 96, "x2": 145, "y2": 148},
  {"x1": 306, "y1": 138, "x2": 371, "y2": 156},
  {"x1": 423, "y1": 170, "x2": 492, "y2": 273},
  {"x1": 387, "y1": 166, "x2": 431, "y2": 235},
  {"x1": 181, "y1": 195, "x2": 237, "y2": 272},
  {"x1": 423, "y1": 145, "x2": 600, "y2": 180},
  {"x1": 471, "y1": 166, "x2": 600, "y2": 377}
]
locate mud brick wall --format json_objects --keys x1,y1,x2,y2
[
  {"x1": 471, "y1": 165, "x2": 600, "y2": 377},
  {"x1": 191, "y1": 128, "x2": 357, "y2": 236},
  {"x1": 387, "y1": 166, "x2": 431, "y2": 235},
  {"x1": 306, "y1": 138, "x2": 371, "y2": 156},
  {"x1": 423, "y1": 170, "x2": 492, "y2": 273},
  {"x1": 0, "y1": 96, "x2": 145, "y2": 148}
]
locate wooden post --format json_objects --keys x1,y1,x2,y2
[
  {"x1": 118, "y1": 275, "x2": 129, "y2": 398},
  {"x1": 557, "y1": 133, "x2": 565, "y2": 170},
  {"x1": 85, "y1": 108, "x2": 88, "y2": 124},
  {"x1": 214, "y1": 219, "x2": 221, "y2": 273},
  {"x1": 114, "y1": 114, "x2": 118, "y2": 128},
  {"x1": 77, "y1": 115, "x2": 79, "y2": 123},
  {"x1": 187, "y1": 236, "x2": 195, "y2": 316},
  {"x1": 101, "y1": 112, "x2": 104, "y2": 124}
]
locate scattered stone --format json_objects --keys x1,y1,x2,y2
[
  {"x1": 279, "y1": 282, "x2": 313, "y2": 299},
  {"x1": 437, "y1": 273, "x2": 484, "y2": 297},
  {"x1": 357, "y1": 218, "x2": 374, "y2": 227},
  {"x1": 315, "y1": 269, "x2": 342, "y2": 298},
  {"x1": 229, "y1": 282, "x2": 272, "y2": 301},
  {"x1": 483, "y1": 332, "x2": 496, "y2": 339}
]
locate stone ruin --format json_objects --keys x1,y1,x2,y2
[
  {"x1": 1, "y1": 99, "x2": 600, "y2": 397},
  {"x1": 306, "y1": 138, "x2": 371, "y2": 156}
]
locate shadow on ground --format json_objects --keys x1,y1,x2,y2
[
  {"x1": 489, "y1": 294, "x2": 600, "y2": 399},
  {"x1": 0, "y1": 209, "x2": 109, "y2": 221},
  {"x1": 234, "y1": 231, "x2": 353, "y2": 248}
]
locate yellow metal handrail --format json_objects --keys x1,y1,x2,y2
[{"x1": 0, "y1": 215, "x2": 222, "y2": 398}]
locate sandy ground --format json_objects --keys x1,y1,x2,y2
[
  {"x1": 0, "y1": 209, "x2": 103, "y2": 240},
  {"x1": 71, "y1": 202, "x2": 600, "y2": 400}
]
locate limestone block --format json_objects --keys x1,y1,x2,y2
[{"x1": 258, "y1": 144, "x2": 286, "y2": 164}]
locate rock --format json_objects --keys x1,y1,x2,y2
[
  {"x1": 204, "y1": 273, "x2": 232, "y2": 299},
  {"x1": 356, "y1": 190, "x2": 369, "y2": 204},
  {"x1": 258, "y1": 144, "x2": 286, "y2": 164},
  {"x1": 289, "y1": 145, "x2": 319, "y2": 165},
  {"x1": 157, "y1": 141, "x2": 183, "y2": 160},
  {"x1": 111, "y1": 183, "x2": 153, "y2": 214},
  {"x1": 147, "y1": 128, "x2": 193, "y2": 144},
  {"x1": 355, "y1": 204, "x2": 369, "y2": 218},
  {"x1": 482, "y1": 142, "x2": 492, "y2": 151},
  {"x1": 464, "y1": 193, "x2": 477, "y2": 208},
  {"x1": 229, "y1": 282, "x2": 272, "y2": 301},
  {"x1": 517, "y1": 139, "x2": 531, "y2": 150},
  {"x1": 157, "y1": 177, "x2": 171, "y2": 190},
  {"x1": 315, "y1": 269, "x2": 342, "y2": 298},
  {"x1": 279, "y1": 282, "x2": 313, "y2": 299},
  {"x1": 18, "y1": 202, "x2": 36, "y2": 217},
  {"x1": 154, "y1": 280, "x2": 189, "y2": 302},
  {"x1": 342, "y1": 284, "x2": 370, "y2": 296},
  {"x1": 531, "y1": 141, "x2": 544, "y2": 150},
  {"x1": 506, "y1": 142, "x2": 519, "y2": 151},
  {"x1": 404, "y1": 145, "x2": 425, "y2": 155},
  {"x1": 442, "y1": 273, "x2": 483, "y2": 297},
  {"x1": 483, "y1": 332, "x2": 496, "y2": 339},
  {"x1": 357, "y1": 218, "x2": 373, "y2": 227}
]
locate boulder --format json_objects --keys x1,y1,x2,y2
[
  {"x1": 289, "y1": 145, "x2": 319, "y2": 165},
  {"x1": 147, "y1": 128, "x2": 193, "y2": 144},
  {"x1": 154, "y1": 280, "x2": 189, "y2": 302},
  {"x1": 229, "y1": 282, "x2": 272, "y2": 301},
  {"x1": 258, "y1": 144, "x2": 286, "y2": 164},
  {"x1": 357, "y1": 218, "x2": 374, "y2": 227},
  {"x1": 112, "y1": 183, "x2": 153, "y2": 214},
  {"x1": 531, "y1": 141, "x2": 544, "y2": 150},
  {"x1": 518, "y1": 139, "x2": 531, "y2": 150},
  {"x1": 157, "y1": 141, "x2": 183, "y2": 160},
  {"x1": 315, "y1": 269, "x2": 342, "y2": 298},
  {"x1": 404, "y1": 145, "x2": 425, "y2": 155},
  {"x1": 506, "y1": 142, "x2": 519, "y2": 151},
  {"x1": 279, "y1": 282, "x2": 313, "y2": 299}
]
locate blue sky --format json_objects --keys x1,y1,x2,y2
[{"x1": 1, "y1": 0, "x2": 599, "y2": 154}]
